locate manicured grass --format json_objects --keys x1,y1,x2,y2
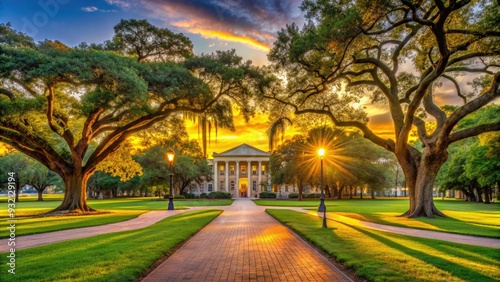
[
  {"x1": 0, "y1": 196, "x2": 233, "y2": 216},
  {"x1": 255, "y1": 199, "x2": 500, "y2": 238},
  {"x1": 0, "y1": 209, "x2": 222, "y2": 282},
  {"x1": 0, "y1": 194, "x2": 66, "y2": 202},
  {"x1": 0, "y1": 210, "x2": 144, "y2": 238},
  {"x1": 87, "y1": 198, "x2": 233, "y2": 211},
  {"x1": 0, "y1": 196, "x2": 232, "y2": 238},
  {"x1": 267, "y1": 209, "x2": 500, "y2": 282}
]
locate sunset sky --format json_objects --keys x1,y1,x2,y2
[{"x1": 0, "y1": 0, "x2": 465, "y2": 157}]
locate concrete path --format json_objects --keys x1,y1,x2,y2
[
  {"x1": 142, "y1": 199, "x2": 352, "y2": 282},
  {"x1": 284, "y1": 207, "x2": 500, "y2": 249},
  {"x1": 0, "y1": 207, "x2": 213, "y2": 252}
]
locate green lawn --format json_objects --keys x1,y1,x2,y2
[
  {"x1": 267, "y1": 209, "x2": 500, "y2": 282},
  {"x1": 0, "y1": 210, "x2": 144, "y2": 238},
  {"x1": 255, "y1": 198, "x2": 500, "y2": 238},
  {"x1": 0, "y1": 195, "x2": 233, "y2": 215},
  {"x1": 0, "y1": 209, "x2": 222, "y2": 282},
  {"x1": 0, "y1": 196, "x2": 233, "y2": 216},
  {"x1": 0, "y1": 195, "x2": 232, "y2": 238}
]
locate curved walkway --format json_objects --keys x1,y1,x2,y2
[
  {"x1": 0, "y1": 207, "x2": 215, "y2": 252},
  {"x1": 281, "y1": 207, "x2": 500, "y2": 249},
  {"x1": 142, "y1": 199, "x2": 352, "y2": 281}
]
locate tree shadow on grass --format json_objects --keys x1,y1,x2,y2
[
  {"x1": 343, "y1": 222, "x2": 498, "y2": 282},
  {"x1": 349, "y1": 212, "x2": 500, "y2": 238}
]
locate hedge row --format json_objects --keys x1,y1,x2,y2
[{"x1": 259, "y1": 191, "x2": 277, "y2": 198}]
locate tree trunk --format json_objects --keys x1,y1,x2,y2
[
  {"x1": 475, "y1": 187, "x2": 483, "y2": 203},
  {"x1": 360, "y1": 188, "x2": 363, "y2": 199},
  {"x1": 325, "y1": 184, "x2": 331, "y2": 198},
  {"x1": 405, "y1": 148, "x2": 447, "y2": 218},
  {"x1": 459, "y1": 187, "x2": 472, "y2": 201},
  {"x1": 15, "y1": 181, "x2": 20, "y2": 203},
  {"x1": 349, "y1": 186, "x2": 353, "y2": 199},
  {"x1": 467, "y1": 186, "x2": 476, "y2": 202},
  {"x1": 37, "y1": 189, "x2": 43, "y2": 201},
  {"x1": 53, "y1": 173, "x2": 94, "y2": 213},
  {"x1": 483, "y1": 187, "x2": 490, "y2": 204},
  {"x1": 371, "y1": 189, "x2": 375, "y2": 199},
  {"x1": 337, "y1": 184, "x2": 344, "y2": 200}
]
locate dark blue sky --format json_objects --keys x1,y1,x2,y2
[{"x1": 0, "y1": 0, "x2": 304, "y2": 65}]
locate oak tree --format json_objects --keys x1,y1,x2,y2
[
  {"x1": 0, "y1": 22, "x2": 260, "y2": 213},
  {"x1": 266, "y1": 0, "x2": 500, "y2": 217}
]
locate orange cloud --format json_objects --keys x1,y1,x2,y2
[
  {"x1": 187, "y1": 108, "x2": 403, "y2": 158},
  {"x1": 140, "y1": 0, "x2": 303, "y2": 52},
  {"x1": 179, "y1": 24, "x2": 270, "y2": 51}
]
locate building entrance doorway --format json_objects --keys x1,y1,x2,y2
[{"x1": 239, "y1": 178, "x2": 248, "y2": 197}]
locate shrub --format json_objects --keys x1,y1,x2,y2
[
  {"x1": 208, "y1": 191, "x2": 232, "y2": 199},
  {"x1": 183, "y1": 192, "x2": 195, "y2": 199},
  {"x1": 304, "y1": 193, "x2": 321, "y2": 198},
  {"x1": 174, "y1": 195, "x2": 186, "y2": 199},
  {"x1": 259, "y1": 191, "x2": 277, "y2": 198},
  {"x1": 200, "y1": 193, "x2": 208, "y2": 199},
  {"x1": 194, "y1": 195, "x2": 200, "y2": 199},
  {"x1": 288, "y1": 193, "x2": 299, "y2": 199}
]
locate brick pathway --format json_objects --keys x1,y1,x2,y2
[{"x1": 142, "y1": 199, "x2": 351, "y2": 282}]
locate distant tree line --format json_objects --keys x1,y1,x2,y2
[{"x1": 269, "y1": 126, "x2": 396, "y2": 200}]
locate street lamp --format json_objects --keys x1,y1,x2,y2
[
  {"x1": 166, "y1": 149, "x2": 175, "y2": 211},
  {"x1": 318, "y1": 148, "x2": 327, "y2": 228}
]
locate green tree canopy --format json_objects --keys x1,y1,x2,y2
[
  {"x1": 270, "y1": 126, "x2": 394, "y2": 199},
  {"x1": 265, "y1": 0, "x2": 500, "y2": 217},
  {"x1": 0, "y1": 20, "x2": 266, "y2": 212}
]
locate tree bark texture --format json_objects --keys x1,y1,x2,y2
[
  {"x1": 54, "y1": 173, "x2": 94, "y2": 212},
  {"x1": 401, "y1": 147, "x2": 448, "y2": 218}
]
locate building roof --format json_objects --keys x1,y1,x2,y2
[{"x1": 212, "y1": 143, "x2": 270, "y2": 158}]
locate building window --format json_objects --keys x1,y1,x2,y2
[
  {"x1": 230, "y1": 181, "x2": 235, "y2": 190},
  {"x1": 285, "y1": 185, "x2": 289, "y2": 192},
  {"x1": 200, "y1": 183, "x2": 205, "y2": 193},
  {"x1": 209, "y1": 165, "x2": 213, "y2": 172},
  {"x1": 208, "y1": 184, "x2": 213, "y2": 192},
  {"x1": 252, "y1": 181, "x2": 257, "y2": 191},
  {"x1": 261, "y1": 165, "x2": 266, "y2": 175},
  {"x1": 252, "y1": 165, "x2": 257, "y2": 175},
  {"x1": 191, "y1": 184, "x2": 196, "y2": 193},
  {"x1": 219, "y1": 165, "x2": 225, "y2": 175},
  {"x1": 230, "y1": 165, "x2": 235, "y2": 175},
  {"x1": 241, "y1": 165, "x2": 247, "y2": 174}
]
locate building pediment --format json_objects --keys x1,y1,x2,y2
[{"x1": 213, "y1": 144, "x2": 270, "y2": 157}]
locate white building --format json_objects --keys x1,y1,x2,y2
[{"x1": 192, "y1": 144, "x2": 271, "y2": 198}]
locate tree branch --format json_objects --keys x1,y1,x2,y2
[
  {"x1": 442, "y1": 74, "x2": 467, "y2": 103},
  {"x1": 422, "y1": 87, "x2": 447, "y2": 132},
  {"x1": 449, "y1": 122, "x2": 500, "y2": 143},
  {"x1": 0, "y1": 88, "x2": 14, "y2": 100},
  {"x1": 439, "y1": 72, "x2": 500, "y2": 146},
  {"x1": 46, "y1": 85, "x2": 75, "y2": 148}
]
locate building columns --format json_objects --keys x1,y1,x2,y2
[
  {"x1": 258, "y1": 161, "x2": 262, "y2": 194},
  {"x1": 247, "y1": 161, "x2": 251, "y2": 197},
  {"x1": 213, "y1": 161, "x2": 218, "y2": 191},
  {"x1": 225, "y1": 161, "x2": 229, "y2": 192},
  {"x1": 235, "y1": 161, "x2": 239, "y2": 198}
]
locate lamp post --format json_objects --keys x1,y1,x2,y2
[
  {"x1": 166, "y1": 149, "x2": 175, "y2": 211},
  {"x1": 318, "y1": 148, "x2": 327, "y2": 228}
]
